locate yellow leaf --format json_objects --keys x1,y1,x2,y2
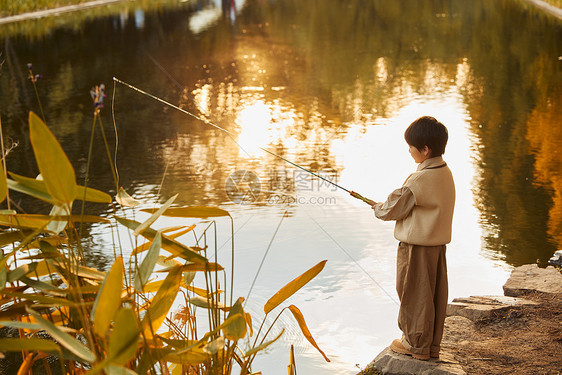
[
  {"x1": 116, "y1": 217, "x2": 207, "y2": 264},
  {"x1": 133, "y1": 194, "x2": 178, "y2": 236},
  {"x1": 222, "y1": 297, "x2": 246, "y2": 341},
  {"x1": 92, "y1": 257, "x2": 123, "y2": 337},
  {"x1": 108, "y1": 308, "x2": 140, "y2": 365},
  {"x1": 142, "y1": 279, "x2": 165, "y2": 293},
  {"x1": 163, "y1": 349, "x2": 209, "y2": 364},
  {"x1": 0, "y1": 162, "x2": 7, "y2": 204},
  {"x1": 141, "y1": 206, "x2": 230, "y2": 218},
  {"x1": 134, "y1": 232, "x2": 161, "y2": 291},
  {"x1": 288, "y1": 305, "x2": 330, "y2": 362},
  {"x1": 28, "y1": 112, "x2": 76, "y2": 206},
  {"x1": 142, "y1": 266, "x2": 182, "y2": 339},
  {"x1": 0, "y1": 213, "x2": 109, "y2": 231},
  {"x1": 264, "y1": 260, "x2": 327, "y2": 314},
  {"x1": 115, "y1": 187, "x2": 141, "y2": 207},
  {"x1": 8, "y1": 172, "x2": 110, "y2": 203}
]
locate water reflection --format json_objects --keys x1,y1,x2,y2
[{"x1": 1, "y1": 0, "x2": 561, "y2": 372}]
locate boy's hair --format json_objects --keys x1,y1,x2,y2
[{"x1": 404, "y1": 116, "x2": 448, "y2": 156}]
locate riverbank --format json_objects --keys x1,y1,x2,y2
[
  {"x1": 0, "y1": 0, "x2": 128, "y2": 25},
  {"x1": 361, "y1": 264, "x2": 562, "y2": 375},
  {"x1": 0, "y1": 0, "x2": 561, "y2": 26}
]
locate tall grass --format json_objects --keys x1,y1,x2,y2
[{"x1": 0, "y1": 71, "x2": 329, "y2": 374}]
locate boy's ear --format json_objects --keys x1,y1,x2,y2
[{"x1": 422, "y1": 146, "x2": 431, "y2": 156}]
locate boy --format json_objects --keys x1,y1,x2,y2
[{"x1": 351, "y1": 116, "x2": 455, "y2": 360}]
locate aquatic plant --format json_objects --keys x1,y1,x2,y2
[{"x1": 0, "y1": 75, "x2": 329, "y2": 373}]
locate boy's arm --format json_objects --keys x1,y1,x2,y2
[{"x1": 372, "y1": 187, "x2": 415, "y2": 221}]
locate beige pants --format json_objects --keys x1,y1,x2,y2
[{"x1": 396, "y1": 242, "x2": 448, "y2": 356}]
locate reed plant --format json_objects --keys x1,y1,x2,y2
[{"x1": 0, "y1": 69, "x2": 329, "y2": 374}]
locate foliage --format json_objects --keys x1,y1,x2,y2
[{"x1": 0, "y1": 108, "x2": 329, "y2": 373}]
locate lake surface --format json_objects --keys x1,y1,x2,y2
[{"x1": 1, "y1": 0, "x2": 561, "y2": 373}]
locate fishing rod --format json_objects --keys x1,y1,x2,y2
[{"x1": 112, "y1": 77, "x2": 374, "y2": 205}]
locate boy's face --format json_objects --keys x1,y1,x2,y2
[{"x1": 408, "y1": 145, "x2": 431, "y2": 163}]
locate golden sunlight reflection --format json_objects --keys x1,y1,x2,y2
[
  {"x1": 192, "y1": 83, "x2": 212, "y2": 116},
  {"x1": 235, "y1": 99, "x2": 297, "y2": 157}
]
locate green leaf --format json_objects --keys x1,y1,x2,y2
[
  {"x1": 141, "y1": 206, "x2": 230, "y2": 218},
  {"x1": 75, "y1": 185, "x2": 112, "y2": 203},
  {"x1": 8, "y1": 173, "x2": 54, "y2": 204},
  {"x1": 0, "y1": 231, "x2": 26, "y2": 247},
  {"x1": 134, "y1": 232, "x2": 161, "y2": 291},
  {"x1": 163, "y1": 349, "x2": 209, "y2": 364},
  {"x1": 116, "y1": 217, "x2": 207, "y2": 264},
  {"x1": 115, "y1": 187, "x2": 141, "y2": 208},
  {"x1": 157, "y1": 262, "x2": 223, "y2": 273},
  {"x1": 264, "y1": 260, "x2": 327, "y2": 314},
  {"x1": 133, "y1": 194, "x2": 178, "y2": 236},
  {"x1": 6, "y1": 291, "x2": 83, "y2": 307},
  {"x1": 28, "y1": 111, "x2": 77, "y2": 206},
  {"x1": 56, "y1": 262, "x2": 106, "y2": 281},
  {"x1": 288, "y1": 305, "x2": 330, "y2": 362},
  {"x1": 0, "y1": 320, "x2": 43, "y2": 330},
  {"x1": 108, "y1": 308, "x2": 140, "y2": 365},
  {"x1": 0, "y1": 162, "x2": 7, "y2": 204},
  {"x1": 19, "y1": 276, "x2": 62, "y2": 293},
  {"x1": 0, "y1": 259, "x2": 6, "y2": 290},
  {"x1": 142, "y1": 266, "x2": 182, "y2": 339},
  {"x1": 7, "y1": 178, "x2": 54, "y2": 204},
  {"x1": 8, "y1": 172, "x2": 111, "y2": 203},
  {"x1": 0, "y1": 338, "x2": 60, "y2": 353},
  {"x1": 188, "y1": 295, "x2": 228, "y2": 311},
  {"x1": 0, "y1": 213, "x2": 109, "y2": 231},
  {"x1": 244, "y1": 329, "x2": 285, "y2": 357},
  {"x1": 222, "y1": 297, "x2": 246, "y2": 341},
  {"x1": 26, "y1": 306, "x2": 96, "y2": 363},
  {"x1": 92, "y1": 257, "x2": 123, "y2": 337},
  {"x1": 7, "y1": 262, "x2": 37, "y2": 282}
]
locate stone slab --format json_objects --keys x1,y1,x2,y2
[
  {"x1": 441, "y1": 315, "x2": 475, "y2": 345},
  {"x1": 362, "y1": 347, "x2": 466, "y2": 375},
  {"x1": 447, "y1": 295, "x2": 537, "y2": 321},
  {"x1": 503, "y1": 264, "x2": 562, "y2": 296}
]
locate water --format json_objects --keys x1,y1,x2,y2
[{"x1": 1, "y1": 0, "x2": 561, "y2": 373}]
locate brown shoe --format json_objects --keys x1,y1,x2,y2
[
  {"x1": 390, "y1": 339, "x2": 430, "y2": 361},
  {"x1": 430, "y1": 352, "x2": 440, "y2": 359}
]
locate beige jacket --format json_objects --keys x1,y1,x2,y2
[{"x1": 374, "y1": 156, "x2": 455, "y2": 246}]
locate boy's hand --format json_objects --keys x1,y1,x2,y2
[{"x1": 350, "y1": 191, "x2": 377, "y2": 207}]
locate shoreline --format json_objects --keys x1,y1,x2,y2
[
  {"x1": 0, "y1": 0, "x2": 130, "y2": 25},
  {"x1": 362, "y1": 264, "x2": 562, "y2": 375},
  {"x1": 0, "y1": 0, "x2": 561, "y2": 26}
]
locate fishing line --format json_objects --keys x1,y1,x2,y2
[
  {"x1": 112, "y1": 77, "x2": 396, "y2": 302},
  {"x1": 112, "y1": 77, "x2": 373, "y2": 204},
  {"x1": 244, "y1": 210, "x2": 288, "y2": 306},
  {"x1": 307, "y1": 214, "x2": 399, "y2": 306}
]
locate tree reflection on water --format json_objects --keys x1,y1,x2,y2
[{"x1": 0, "y1": 0, "x2": 561, "y2": 268}]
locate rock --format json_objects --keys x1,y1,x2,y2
[
  {"x1": 548, "y1": 250, "x2": 562, "y2": 267},
  {"x1": 441, "y1": 315, "x2": 474, "y2": 345},
  {"x1": 360, "y1": 316, "x2": 471, "y2": 374},
  {"x1": 362, "y1": 347, "x2": 466, "y2": 375},
  {"x1": 447, "y1": 295, "x2": 537, "y2": 321},
  {"x1": 503, "y1": 264, "x2": 562, "y2": 296}
]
